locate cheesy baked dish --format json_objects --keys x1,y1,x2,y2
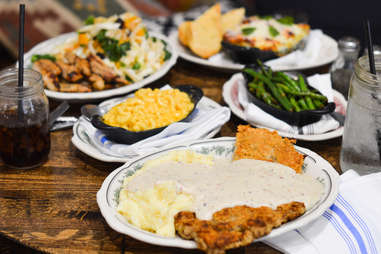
[
  {"x1": 102, "y1": 88, "x2": 194, "y2": 132},
  {"x1": 223, "y1": 15, "x2": 310, "y2": 55}
]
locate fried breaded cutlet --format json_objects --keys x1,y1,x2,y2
[
  {"x1": 175, "y1": 202, "x2": 306, "y2": 254},
  {"x1": 233, "y1": 125, "x2": 304, "y2": 173}
]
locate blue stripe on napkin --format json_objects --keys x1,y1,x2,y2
[
  {"x1": 337, "y1": 194, "x2": 377, "y2": 254},
  {"x1": 323, "y1": 211, "x2": 357, "y2": 254},
  {"x1": 330, "y1": 204, "x2": 368, "y2": 254}
]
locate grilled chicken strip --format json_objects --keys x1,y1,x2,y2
[
  {"x1": 88, "y1": 54, "x2": 118, "y2": 82},
  {"x1": 75, "y1": 57, "x2": 91, "y2": 76},
  {"x1": 175, "y1": 201, "x2": 305, "y2": 254},
  {"x1": 89, "y1": 74, "x2": 105, "y2": 90},
  {"x1": 56, "y1": 60, "x2": 83, "y2": 82},
  {"x1": 63, "y1": 51, "x2": 91, "y2": 76},
  {"x1": 32, "y1": 59, "x2": 61, "y2": 91}
]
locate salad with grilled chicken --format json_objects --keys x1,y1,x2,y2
[{"x1": 32, "y1": 12, "x2": 171, "y2": 93}]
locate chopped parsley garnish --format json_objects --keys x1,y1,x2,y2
[
  {"x1": 132, "y1": 62, "x2": 141, "y2": 70},
  {"x1": 269, "y1": 25, "x2": 279, "y2": 37},
  {"x1": 160, "y1": 39, "x2": 171, "y2": 61},
  {"x1": 241, "y1": 27, "x2": 256, "y2": 35},
  {"x1": 144, "y1": 28, "x2": 149, "y2": 39},
  {"x1": 31, "y1": 54, "x2": 56, "y2": 63},
  {"x1": 152, "y1": 37, "x2": 157, "y2": 42},
  {"x1": 94, "y1": 29, "x2": 131, "y2": 62},
  {"x1": 164, "y1": 48, "x2": 171, "y2": 61},
  {"x1": 84, "y1": 15, "x2": 95, "y2": 25},
  {"x1": 124, "y1": 74, "x2": 133, "y2": 82},
  {"x1": 277, "y1": 16, "x2": 294, "y2": 25}
]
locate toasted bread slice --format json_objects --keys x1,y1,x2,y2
[{"x1": 221, "y1": 7, "x2": 245, "y2": 32}]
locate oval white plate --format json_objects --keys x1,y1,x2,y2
[
  {"x1": 222, "y1": 74, "x2": 347, "y2": 141},
  {"x1": 24, "y1": 32, "x2": 178, "y2": 102},
  {"x1": 169, "y1": 31, "x2": 338, "y2": 72},
  {"x1": 97, "y1": 137, "x2": 339, "y2": 249},
  {"x1": 71, "y1": 95, "x2": 224, "y2": 163}
]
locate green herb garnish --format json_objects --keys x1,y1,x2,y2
[
  {"x1": 132, "y1": 62, "x2": 141, "y2": 70},
  {"x1": 152, "y1": 37, "x2": 157, "y2": 42},
  {"x1": 160, "y1": 39, "x2": 171, "y2": 61},
  {"x1": 269, "y1": 25, "x2": 279, "y2": 37},
  {"x1": 277, "y1": 16, "x2": 294, "y2": 25},
  {"x1": 120, "y1": 62, "x2": 126, "y2": 68},
  {"x1": 31, "y1": 54, "x2": 56, "y2": 63},
  {"x1": 241, "y1": 27, "x2": 256, "y2": 35},
  {"x1": 144, "y1": 28, "x2": 149, "y2": 39},
  {"x1": 125, "y1": 74, "x2": 133, "y2": 82},
  {"x1": 94, "y1": 29, "x2": 131, "y2": 62},
  {"x1": 84, "y1": 15, "x2": 95, "y2": 25},
  {"x1": 164, "y1": 48, "x2": 171, "y2": 61}
]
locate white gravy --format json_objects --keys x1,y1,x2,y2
[{"x1": 125, "y1": 158, "x2": 324, "y2": 220}]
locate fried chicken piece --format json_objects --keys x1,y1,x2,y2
[
  {"x1": 56, "y1": 60, "x2": 83, "y2": 82},
  {"x1": 88, "y1": 54, "x2": 118, "y2": 82},
  {"x1": 89, "y1": 74, "x2": 105, "y2": 90},
  {"x1": 233, "y1": 125, "x2": 304, "y2": 173},
  {"x1": 175, "y1": 202, "x2": 305, "y2": 254},
  {"x1": 32, "y1": 59, "x2": 61, "y2": 91},
  {"x1": 59, "y1": 82, "x2": 92, "y2": 93}
]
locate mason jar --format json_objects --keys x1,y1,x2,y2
[
  {"x1": 340, "y1": 55, "x2": 381, "y2": 175},
  {"x1": 0, "y1": 68, "x2": 50, "y2": 169}
]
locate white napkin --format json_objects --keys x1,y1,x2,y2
[
  {"x1": 265, "y1": 169, "x2": 381, "y2": 254},
  {"x1": 233, "y1": 73, "x2": 339, "y2": 135},
  {"x1": 265, "y1": 30, "x2": 324, "y2": 69},
  {"x1": 78, "y1": 106, "x2": 231, "y2": 158}
]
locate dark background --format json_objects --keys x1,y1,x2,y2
[{"x1": 245, "y1": 0, "x2": 381, "y2": 50}]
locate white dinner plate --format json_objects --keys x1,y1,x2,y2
[
  {"x1": 169, "y1": 31, "x2": 338, "y2": 72},
  {"x1": 24, "y1": 32, "x2": 178, "y2": 102},
  {"x1": 97, "y1": 137, "x2": 339, "y2": 249},
  {"x1": 222, "y1": 74, "x2": 347, "y2": 141},
  {"x1": 71, "y1": 95, "x2": 224, "y2": 163}
]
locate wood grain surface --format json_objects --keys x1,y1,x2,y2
[{"x1": 0, "y1": 59, "x2": 341, "y2": 254}]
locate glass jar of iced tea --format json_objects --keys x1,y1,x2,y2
[
  {"x1": 0, "y1": 68, "x2": 50, "y2": 169},
  {"x1": 340, "y1": 55, "x2": 381, "y2": 175}
]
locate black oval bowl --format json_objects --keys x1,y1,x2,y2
[
  {"x1": 242, "y1": 66, "x2": 335, "y2": 127},
  {"x1": 222, "y1": 41, "x2": 278, "y2": 64},
  {"x1": 91, "y1": 85, "x2": 203, "y2": 144}
]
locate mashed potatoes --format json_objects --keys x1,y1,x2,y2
[
  {"x1": 117, "y1": 150, "x2": 213, "y2": 237},
  {"x1": 117, "y1": 181, "x2": 194, "y2": 237},
  {"x1": 103, "y1": 88, "x2": 194, "y2": 132}
]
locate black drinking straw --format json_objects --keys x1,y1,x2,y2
[
  {"x1": 17, "y1": 4, "x2": 25, "y2": 119},
  {"x1": 18, "y1": 4, "x2": 25, "y2": 87},
  {"x1": 365, "y1": 19, "x2": 376, "y2": 75}
]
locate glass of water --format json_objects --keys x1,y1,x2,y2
[{"x1": 340, "y1": 55, "x2": 381, "y2": 175}]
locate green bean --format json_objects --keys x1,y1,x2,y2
[
  {"x1": 298, "y1": 74, "x2": 316, "y2": 110},
  {"x1": 277, "y1": 84, "x2": 328, "y2": 102},
  {"x1": 289, "y1": 96, "x2": 301, "y2": 112},
  {"x1": 298, "y1": 74, "x2": 308, "y2": 92},
  {"x1": 244, "y1": 69, "x2": 294, "y2": 111},
  {"x1": 276, "y1": 72, "x2": 300, "y2": 91},
  {"x1": 313, "y1": 99, "x2": 324, "y2": 109},
  {"x1": 306, "y1": 97, "x2": 316, "y2": 110},
  {"x1": 298, "y1": 99, "x2": 308, "y2": 110},
  {"x1": 256, "y1": 83, "x2": 271, "y2": 104}
]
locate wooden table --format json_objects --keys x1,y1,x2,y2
[{"x1": 0, "y1": 59, "x2": 342, "y2": 254}]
